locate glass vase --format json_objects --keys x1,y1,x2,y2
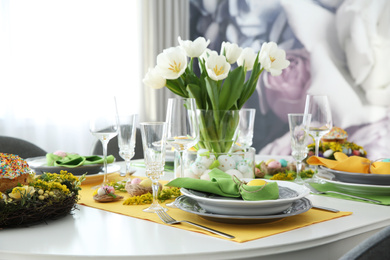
[
  {"x1": 196, "y1": 109, "x2": 240, "y2": 154},
  {"x1": 174, "y1": 147, "x2": 256, "y2": 180}
]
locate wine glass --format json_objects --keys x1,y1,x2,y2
[
  {"x1": 89, "y1": 110, "x2": 118, "y2": 186},
  {"x1": 140, "y1": 122, "x2": 167, "y2": 213},
  {"x1": 165, "y1": 98, "x2": 199, "y2": 207},
  {"x1": 288, "y1": 113, "x2": 311, "y2": 184},
  {"x1": 304, "y1": 95, "x2": 333, "y2": 179},
  {"x1": 237, "y1": 108, "x2": 256, "y2": 149},
  {"x1": 117, "y1": 114, "x2": 138, "y2": 178}
]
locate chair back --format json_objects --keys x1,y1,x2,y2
[{"x1": 0, "y1": 136, "x2": 46, "y2": 159}]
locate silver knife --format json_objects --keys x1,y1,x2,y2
[{"x1": 312, "y1": 205, "x2": 340, "y2": 213}]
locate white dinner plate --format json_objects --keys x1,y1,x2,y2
[
  {"x1": 317, "y1": 172, "x2": 390, "y2": 195},
  {"x1": 180, "y1": 180, "x2": 310, "y2": 216},
  {"x1": 175, "y1": 195, "x2": 312, "y2": 224},
  {"x1": 319, "y1": 166, "x2": 390, "y2": 185}
]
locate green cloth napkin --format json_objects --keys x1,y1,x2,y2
[
  {"x1": 309, "y1": 182, "x2": 390, "y2": 205},
  {"x1": 166, "y1": 168, "x2": 279, "y2": 201},
  {"x1": 46, "y1": 153, "x2": 115, "y2": 168}
]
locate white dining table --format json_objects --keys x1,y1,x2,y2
[{"x1": 1, "y1": 157, "x2": 390, "y2": 260}]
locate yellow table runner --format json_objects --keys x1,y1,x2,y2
[{"x1": 78, "y1": 173, "x2": 352, "y2": 243}]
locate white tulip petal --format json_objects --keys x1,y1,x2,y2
[
  {"x1": 142, "y1": 67, "x2": 166, "y2": 89},
  {"x1": 205, "y1": 53, "x2": 231, "y2": 81},
  {"x1": 237, "y1": 47, "x2": 257, "y2": 71},
  {"x1": 156, "y1": 46, "x2": 188, "y2": 80},
  {"x1": 259, "y1": 42, "x2": 290, "y2": 76},
  {"x1": 221, "y1": 41, "x2": 243, "y2": 64},
  {"x1": 178, "y1": 36, "x2": 210, "y2": 58}
]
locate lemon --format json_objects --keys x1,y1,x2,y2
[{"x1": 247, "y1": 179, "x2": 267, "y2": 186}]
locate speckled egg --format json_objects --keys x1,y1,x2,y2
[
  {"x1": 183, "y1": 168, "x2": 200, "y2": 179},
  {"x1": 200, "y1": 169, "x2": 212, "y2": 180},
  {"x1": 195, "y1": 149, "x2": 216, "y2": 168},
  {"x1": 217, "y1": 155, "x2": 236, "y2": 171},
  {"x1": 190, "y1": 161, "x2": 207, "y2": 176},
  {"x1": 231, "y1": 154, "x2": 245, "y2": 164},
  {"x1": 236, "y1": 160, "x2": 252, "y2": 177}
]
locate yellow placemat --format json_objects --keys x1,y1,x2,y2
[{"x1": 78, "y1": 173, "x2": 352, "y2": 243}]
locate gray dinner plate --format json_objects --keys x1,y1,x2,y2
[
  {"x1": 26, "y1": 156, "x2": 102, "y2": 176},
  {"x1": 319, "y1": 166, "x2": 390, "y2": 185},
  {"x1": 175, "y1": 195, "x2": 312, "y2": 224}
]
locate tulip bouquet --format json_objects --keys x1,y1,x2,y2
[{"x1": 143, "y1": 37, "x2": 290, "y2": 153}]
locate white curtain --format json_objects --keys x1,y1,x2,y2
[
  {"x1": 140, "y1": 0, "x2": 189, "y2": 122},
  {"x1": 0, "y1": 0, "x2": 142, "y2": 155}
]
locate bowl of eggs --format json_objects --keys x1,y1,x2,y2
[{"x1": 174, "y1": 147, "x2": 256, "y2": 180}]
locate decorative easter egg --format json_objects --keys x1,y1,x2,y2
[
  {"x1": 279, "y1": 159, "x2": 288, "y2": 167},
  {"x1": 266, "y1": 159, "x2": 275, "y2": 165},
  {"x1": 200, "y1": 169, "x2": 212, "y2": 180},
  {"x1": 268, "y1": 160, "x2": 281, "y2": 169},
  {"x1": 247, "y1": 179, "x2": 267, "y2": 186},
  {"x1": 323, "y1": 149, "x2": 334, "y2": 158},
  {"x1": 236, "y1": 160, "x2": 252, "y2": 177},
  {"x1": 130, "y1": 178, "x2": 142, "y2": 185},
  {"x1": 140, "y1": 178, "x2": 152, "y2": 188},
  {"x1": 183, "y1": 168, "x2": 200, "y2": 179},
  {"x1": 190, "y1": 161, "x2": 206, "y2": 176},
  {"x1": 196, "y1": 149, "x2": 216, "y2": 168},
  {"x1": 217, "y1": 155, "x2": 236, "y2": 171},
  {"x1": 231, "y1": 154, "x2": 245, "y2": 164},
  {"x1": 225, "y1": 169, "x2": 243, "y2": 179},
  {"x1": 97, "y1": 187, "x2": 106, "y2": 196},
  {"x1": 352, "y1": 150, "x2": 360, "y2": 156}
]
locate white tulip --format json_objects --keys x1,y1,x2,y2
[
  {"x1": 221, "y1": 41, "x2": 243, "y2": 64},
  {"x1": 178, "y1": 36, "x2": 210, "y2": 58},
  {"x1": 156, "y1": 46, "x2": 188, "y2": 80},
  {"x1": 142, "y1": 67, "x2": 166, "y2": 89},
  {"x1": 205, "y1": 53, "x2": 231, "y2": 81},
  {"x1": 199, "y1": 48, "x2": 218, "y2": 62},
  {"x1": 237, "y1": 47, "x2": 257, "y2": 71},
  {"x1": 259, "y1": 42, "x2": 290, "y2": 76}
]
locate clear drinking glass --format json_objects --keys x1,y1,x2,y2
[
  {"x1": 304, "y1": 95, "x2": 333, "y2": 179},
  {"x1": 89, "y1": 109, "x2": 118, "y2": 186},
  {"x1": 288, "y1": 113, "x2": 311, "y2": 184},
  {"x1": 165, "y1": 98, "x2": 199, "y2": 207},
  {"x1": 237, "y1": 108, "x2": 256, "y2": 148},
  {"x1": 117, "y1": 114, "x2": 138, "y2": 178},
  {"x1": 140, "y1": 122, "x2": 167, "y2": 213}
]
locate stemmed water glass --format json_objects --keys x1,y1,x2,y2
[
  {"x1": 140, "y1": 122, "x2": 167, "y2": 213},
  {"x1": 304, "y1": 95, "x2": 333, "y2": 179},
  {"x1": 237, "y1": 108, "x2": 256, "y2": 149},
  {"x1": 288, "y1": 113, "x2": 311, "y2": 184},
  {"x1": 165, "y1": 98, "x2": 199, "y2": 207},
  {"x1": 89, "y1": 107, "x2": 118, "y2": 186},
  {"x1": 117, "y1": 114, "x2": 138, "y2": 178}
]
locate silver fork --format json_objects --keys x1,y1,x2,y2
[
  {"x1": 305, "y1": 183, "x2": 382, "y2": 204},
  {"x1": 155, "y1": 209, "x2": 235, "y2": 239}
]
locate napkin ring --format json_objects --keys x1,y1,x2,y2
[
  {"x1": 232, "y1": 175, "x2": 268, "y2": 193},
  {"x1": 368, "y1": 158, "x2": 390, "y2": 173}
]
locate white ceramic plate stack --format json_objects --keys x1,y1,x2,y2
[
  {"x1": 175, "y1": 180, "x2": 312, "y2": 224},
  {"x1": 318, "y1": 167, "x2": 390, "y2": 195}
]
